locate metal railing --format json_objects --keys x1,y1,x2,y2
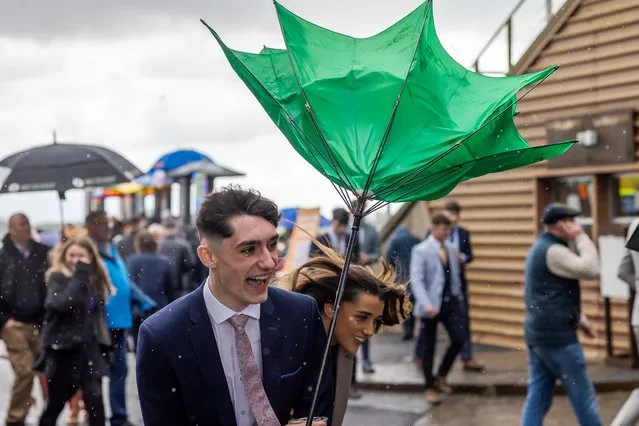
[{"x1": 471, "y1": 0, "x2": 558, "y2": 75}]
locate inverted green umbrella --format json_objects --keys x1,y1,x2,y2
[{"x1": 202, "y1": 1, "x2": 574, "y2": 422}]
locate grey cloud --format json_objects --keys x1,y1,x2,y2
[
  {"x1": 0, "y1": 0, "x2": 521, "y2": 42},
  {"x1": 0, "y1": 0, "x2": 280, "y2": 40}
]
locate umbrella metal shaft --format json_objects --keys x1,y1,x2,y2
[{"x1": 306, "y1": 214, "x2": 362, "y2": 426}]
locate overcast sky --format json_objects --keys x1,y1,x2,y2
[{"x1": 0, "y1": 0, "x2": 556, "y2": 225}]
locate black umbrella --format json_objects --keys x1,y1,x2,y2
[{"x1": 0, "y1": 137, "x2": 142, "y2": 227}]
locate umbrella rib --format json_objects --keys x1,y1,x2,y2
[
  {"x1": 369, "y1": 138, "x2": 574, "y2": 209},
  {"x1": 264, "y1": 51, "x2": 352, "y2": 205},
  {"x1": 360, "y1": 0, "x2": 432, "y2": 200},
  {"x1": 201, "y1": 19, "x2": 355, "y2": 202},
  {"x1": 369, "y1": 165, "x2": 464, "y2": 213},
  {"x1": 370, "y1": 143, "x2": 462, "y2": 199},
  {"x1": 364, "y1": 164, "x2": 463, "y2": 214},
  {"x1": 271, "y1": 10, "x2": 360, "y2": 202},
  {"x1": 369, "y1": 67, "x2": 557, "y2": 200},
  {"x1": 289, "y1": 120, "x2": 353, "y2": 206}
]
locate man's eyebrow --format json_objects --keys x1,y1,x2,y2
[{"x1": 235, "y1": 234, "x2": 279, "y2": 248}]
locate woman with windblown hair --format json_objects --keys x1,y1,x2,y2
[
  {"x1": 287, "y1": 245, "x2": 410, "y2": 426},
  {"x1": 37, "y1": 236, "x2": 114, "y2": 426}
]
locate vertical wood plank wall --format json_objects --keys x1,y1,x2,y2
[{"x1": 426, "y1": 0, "x2": 639, "y2": 359}]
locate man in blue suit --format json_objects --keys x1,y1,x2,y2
[
  {"x1": 443, "y1": 201, "x2": 485, "y2": 373},
  {"x1": 136, "y1": 186, "x2": 332, "y2": 426}
]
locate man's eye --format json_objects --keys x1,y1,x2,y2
[
  {"x1": 268, "y1": 241, "x2": 278, "y2": 251},
  {"x1": 241, "y1": 247, "x2": 255, "y2": 255}
]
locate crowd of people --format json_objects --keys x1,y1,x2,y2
[
  {"x1": 0, "y1": 185, "x2": 621, "y2": 426},
  {"x1": 0, "y1": 210, "x2": 205, "y2": 426}
]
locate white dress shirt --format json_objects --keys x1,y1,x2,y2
[{"x1": 202, "y1": 282, "x2": 262, "y2": 426}]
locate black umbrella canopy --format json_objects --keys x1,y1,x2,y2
[
  {"x1": 166, "y1": 160, "x2": 245, "y2": 179},
  {"x1": 0, "y1": 142, "x2": 142, "y2": 195}
]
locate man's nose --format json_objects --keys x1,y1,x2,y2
[{"x1": 258, "y1": 247, "x2": 276, "y2": 268}]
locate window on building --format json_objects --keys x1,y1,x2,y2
[
  {"x1": 611, "y1": 173, "x2": 639, "y2": 223},
  {"x1": 550, "y1": 176, "x2": 593, "y2": 219},
  {"x1": 549, "y1": 175, "x2": 593, "y2": 237}
]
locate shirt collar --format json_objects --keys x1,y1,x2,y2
[
  {"x1": 427, "y1": 234, "x2": 444, "y2": 249},
  {"x1": 203, "y1": 278, "x2": 261, "y2": 325}
]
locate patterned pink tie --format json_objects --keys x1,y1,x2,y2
[{"x1": 228, "y1": 314, "x2": 280, "y2": 426}]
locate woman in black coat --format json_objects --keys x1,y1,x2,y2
[{"x1": 37, "y1": 235, "x2": 113, "y2": 426}]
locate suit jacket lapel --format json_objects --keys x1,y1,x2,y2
[
  {"x1": 188, "y1": 287, "x2": 236, "y2": 426},
  {"x1": 260, "y1": 295, "x2": 281, "y2": 400}
]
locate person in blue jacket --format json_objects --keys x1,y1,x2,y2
[{"x1": 86, "y1": 211, "x2": 156, "y2": 426}]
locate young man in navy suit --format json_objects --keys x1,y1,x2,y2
[
  {"x1": 136, "y1": 186, "x2": 332, "y2": 426},
  {"x1": 443, "y1": 201, "x2": 485, "y2": 373}
]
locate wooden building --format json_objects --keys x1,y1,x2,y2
[{"x1": 385, "y1": 0, "x2": 639, "y2": 361}]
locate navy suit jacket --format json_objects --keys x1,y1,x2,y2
[
  {"x1": 136, "y1": 284, "x2": 333, "y2": 426},
  {"x1": 310, "y1": 233, "x2": 361, "y2": 264}
]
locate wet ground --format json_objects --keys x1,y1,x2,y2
[
  {"x1": 1, "y1": 330, "x2": 635, "y2": 425},
  {"x1": 414, "y1": 392, "x2": 629, "y2": 426}
]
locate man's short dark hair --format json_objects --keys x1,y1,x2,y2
[
  {"x1": 444, "y1": 200, "x2": 462, "y2": 214},
  {"x1": 431, "y1": 213, "x2": 452, "y2": 227},
  {"x1": 135, "y1": 230, "x2": 158, "y2": 253},
  {"x1": 85, "y1": 210, "x2": 107, "y2": 226},
  {"x1": 196, "y1": 185, "x2": 280, "y2": 240},
  {"x1": 162, "y1": 217, "x2": 178, "y2": 229},
  {"x1": 127, "y1": 216, "x2": 143, "y2": 227},
  {"x1": 332, "y1": 208, "x2": 350, "y2": 226}
]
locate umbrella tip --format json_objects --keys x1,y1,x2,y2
[{"x1": 52, "y1": 130, "x2": 57, "y2": 144}]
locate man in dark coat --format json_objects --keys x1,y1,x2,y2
[
  {"x1": 0, "y1": 213, "x2": 50, "y2": 426},
  {"x1": 443, "y1": 201, "x2": 484, "y2": 372}
]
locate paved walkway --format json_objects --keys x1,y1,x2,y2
[{"x1": 356, "y1": 327, "x2": 639, "y2": 395}]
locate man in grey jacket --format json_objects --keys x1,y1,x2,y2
[{"x1": 410, "y1": 213, "x2": 465, "y2": 405}]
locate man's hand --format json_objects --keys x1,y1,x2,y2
[
  {"x1": 4, "y1": 318, "x2": 22, "y2": 329},
  {"x1": 424, "y1": 306, "x2": 439, "y2": 317},
  {"x1": 560, "y1": 221, "x2": 583, "y2": 241},
  {"x1": 579, "y1": 319, "x2": 597, "y2": 339},
  {"x1": 360, "y1": 253, "x2": 371, "y2": 264}
]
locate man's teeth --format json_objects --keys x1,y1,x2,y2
[
  {"x1": 355, "y1": 337, "x2": 365, "y2": 343},
  {"x1": 247, "y1": 275, "x2": 269, "y2": 281}
]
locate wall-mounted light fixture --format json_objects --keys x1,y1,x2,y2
[{"x1": 576, "y1": 129, "x2": 598, "y2": 147}]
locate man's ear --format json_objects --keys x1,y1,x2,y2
[
  {"x1": 197, "y1": 244, "x2": 217, "y2": 269},
  {"x1": 322, "y1": 302, "x2": 334, "y2": 319}
]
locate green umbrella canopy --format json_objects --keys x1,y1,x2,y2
[{"x1": 201, "y1": 1, "x2": 573, "y2": 209}]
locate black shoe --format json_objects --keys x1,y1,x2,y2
[
  {"x1": 362, "y1": 359, "x2": 375, "y2": 374},
  {"x1": 463, "y1": 359, "x2": 486, "y2": 373},
  {"x1": 402, "y1": 333, "x2": 414, "y2": 341},
  {"x1": 6, "y1": 421, "x2": 26, "y2": 426}
]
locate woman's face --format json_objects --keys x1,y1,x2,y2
[
  {"x1": 331, "y1": 292, "x2": 384, "y2": 355},
  {"x1": 64, "y1": 244, "x2": 92, "y2": 272}
]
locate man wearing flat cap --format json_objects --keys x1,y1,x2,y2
[{"x1": 520, "y1": 203, "x2": 602, "y2": 425}]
